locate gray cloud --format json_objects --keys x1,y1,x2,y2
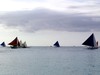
[
  {"x1": 0, "y1": 8, "x2": 100, "y2": 32},
  {"x1": 13, "y1": 0, "x2": 46, "y2": 2}
]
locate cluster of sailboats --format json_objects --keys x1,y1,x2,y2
[
  {"x1": 54, "y1": 33, "x2": 99, "y2": 49},
  {"x1": 53, "y1": 33, "x2": 99, "y2": 49},
  {"x1": 0, "y1": 37, "x2": 27, "y2": 49},
  {"x1": 0, "y1": 33, "x2": 99, "y2": 49}
]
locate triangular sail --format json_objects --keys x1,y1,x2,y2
[
  {"x1": 54, "y1": 41, "x2": 60, "y2": 47},
  {"x1": 1, "y1": 42, "x2": 6, "y2": 47},
  {"x1": 8, "y1": 37, "x2": 20, "y2": 46},
  {"x1": 19, "y1": 40, "x2": 23, "y2": 47},
  {"x1": 82, "y1": 33, "x2": 98, "y2": 47},
  {"x1": 22, "y1": 41, "x2": 27, "y2": 48}
]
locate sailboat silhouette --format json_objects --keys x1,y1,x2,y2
[
  {"x1": 8, "y1": 37, "x2": 20, "y2": 48},
  {"x1": 53, "y1": 41, "x2": 60, "y2": 47},
  {"x1": 1, "y1": 42, "x2": 6, "y2": 47},
  {"x1": 82, "y1": 33, "x2": 98, "y2": 49}
]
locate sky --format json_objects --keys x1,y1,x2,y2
[{"x1": 0, "y1": 0, "x2": 100, "y2": 46}]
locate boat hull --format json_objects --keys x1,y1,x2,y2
[
  {"x1": 10, "y1": 46, "x2": 19, "y2": 49},
  {"x1": 87, "y1": 46, "x2": 98, "y2": 49}
]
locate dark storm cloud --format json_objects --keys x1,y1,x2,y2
[{"x1": 0, "y1": 8, "x2": 100, "y2": 32}]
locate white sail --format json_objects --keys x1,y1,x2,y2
[
  {"x1": 19, "y1": 40, "x2": 23, "y2": 47},
  {"x1": 93, "y1": 34, "x2": 98, "y2": 48},
  {"x1": 22, "y1": 41, "x2": 27, "y2": 48}
]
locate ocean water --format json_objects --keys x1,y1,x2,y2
[{"x1": 0, "y1": 46, "x2": 100, "y2": 75}]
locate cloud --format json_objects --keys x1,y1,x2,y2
[
  {"x1": 0, "y1": 0, "x2": 100, "y2": 15},
  {"x1": 66, "y1": 0, "x2": 100, "y2": 15},
  {"x1": 0, "y1": 8, "x2": 100, "y2": 32}
]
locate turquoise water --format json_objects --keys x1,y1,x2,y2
[{"x1": 0, "y1": 46, "x2": 100, "y2": 75}]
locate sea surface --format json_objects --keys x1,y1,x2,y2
[{"x1": 0, "y1": 46, "x2": 100, "y2": 75}]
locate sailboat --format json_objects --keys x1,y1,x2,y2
[
  {"x1": 1, "y1": 42, "x2": 6, "y2": 47},
  {"x1": 19, "y1": 40, "x2": 23, "y2": 48},
  {"x1": 82, "y1": 33, "x2": 98, "y2": 49},
  {"x1": 53, "y1": 41, "x2": 60, "y2": 47},
  {"x1": 8, "y1": 37, "x2": 20, "y2": 48},
  {"x1": 22, "y1": 41, "x2": 27, "y2": 48}
]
